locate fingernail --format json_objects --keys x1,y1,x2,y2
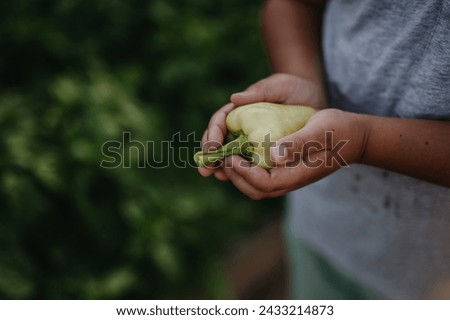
[{"x1": 231, "y1": 92, "x2": 250, "y2": 99}]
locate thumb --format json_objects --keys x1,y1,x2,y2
[
  {"x1": 270, "y1": 127, "x2": 324, "y2": 166},
  {"x1": 229, "y1": 84, "x2": 268, "y2": 106},
  {"x1": 230, "y1": 74, "x2": 291, "y2": 106},
  {"x1": 230, "y1": 73, "x2": 321, "y2": 107}
]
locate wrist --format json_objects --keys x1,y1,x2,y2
[{"x1": 353, "y1": 113, "x2": 372, "y2": 164}]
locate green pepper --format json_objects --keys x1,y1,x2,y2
[{"x1": 194, "y1": 102, "x2": 315, "y2": 168}]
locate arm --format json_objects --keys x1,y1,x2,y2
[
  {"x1": 360, "y1": 115, "x2": 450, "y2": 187},
  {"x1": 261, "y1": 0, "x2": 326, "y2": 87}
]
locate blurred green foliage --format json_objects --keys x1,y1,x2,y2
[{"x1": 0, "y1": 0, "x2": 281, "y2": 299}]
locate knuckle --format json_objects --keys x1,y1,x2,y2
[{"x1": 293, "y1": 134, "x2": 306, "y2": 149}]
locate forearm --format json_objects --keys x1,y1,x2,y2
[
  {"x1": 261, "y1": 0, "x2": 325, "y2": 86},
  {"x1": 359, "y1": 114, "x2": 450, "y2": 187}
]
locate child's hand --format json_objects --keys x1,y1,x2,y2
[
  {"x1": 230, "y1": 73, "x2": 327, "y2": 109},
  {"x1": 221, "y1": 108, "x2": 367, "y2": 199}
]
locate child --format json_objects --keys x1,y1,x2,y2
[{"x1": 199, "y1": 0, "x2": 450, "y2": 298}]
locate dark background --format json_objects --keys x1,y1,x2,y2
[{"x1": 0, "y1": 0, "x2": 285, "y2": 299}]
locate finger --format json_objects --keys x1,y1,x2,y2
[
  {"x1": 222, "y1": 157, "x2": 271, "y2": 200},
  {"x1": 224, "y1": 156, "x2": 282, "y2": 193},
  {"x1": 201, "y1": 129, "x2": 209, "y2": 150},
  {"x1": 206, "y1": 123, "x2": 223, "y2": 150},
  {"x1": 214, "y1": 169, "x2": 229, "y2": 181},
  {"x1": 270, "y1": 118, "x2": 327, "y2": 165},
  {"x1": 198, "y1": 104, "x2": 236, "y2": 176},
  {"x1": 273, "y1": 151, "x2": 342, "y2": 189},
  {"x1": 232, "y1": 159, "x2": 308, "y2": 193},
  {"x1": 198, "y1": 166, "x2": 215, "y2": 177},
  {"x1": 199, "y1": 163, "x2": 232, "y2": 179},
  {"x1": 230, "y1": 73, "x2": 319, "y2": 106},
  {"x1": 208, "y1": 102, "x2": 235, "y2": 127},
  {"x1": 197, "y1": 157, "x2": 224, "y2": 176},
  {"x1": 223, "y1": 156, "x2": 292, "y2": 199},
  {"x1": 268, "y1": 161, "x2": 315, "y2": 190},
  {"x1": 230, "y1": 76, "x2": 285, "y2": 106},
  {"x1": 205, "y1": 103, "x2": 235, "y2": 149}
]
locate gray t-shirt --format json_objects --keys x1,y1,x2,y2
[{"x1": 287, "y1": 0, "x2": 450, "y2": 298}]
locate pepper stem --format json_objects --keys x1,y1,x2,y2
[{"x1": 194, "y1": 134, "x2": 252, "y2": 167}]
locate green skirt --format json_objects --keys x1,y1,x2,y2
[{"x1": 284, "y1": 221, "x2": 380, "y2": 300}]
